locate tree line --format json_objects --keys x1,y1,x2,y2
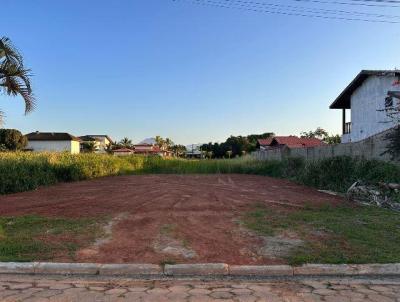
[
  {"x1": 200, "y1": 132, "x2": 274, "y2": 159},
  {"x1": 83, "y1": 135, "x2": 187, "y2": 157},
  {"x1": 200, "y1": 128, "x2": 342, "y2": 159}
]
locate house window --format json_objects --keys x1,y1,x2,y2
[{"x1": 385, "y1": 96, "x2": 393, "y2": 108}]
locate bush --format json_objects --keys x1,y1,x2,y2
[
  {"x1": 0, "y1": 129, "x2": 27, "y2": 151},
  {"x1": 0, "y1": 153, "x2": 147, "y2": 194}
]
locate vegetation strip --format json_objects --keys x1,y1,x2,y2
[
  {"x1": 0, "y1": 262, "x2": 399, "y2": 277},
  {"x1": 1, "y1": 153, "x2": 400, "y2": 195}
]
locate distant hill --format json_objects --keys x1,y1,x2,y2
[{"x1": 138, "y1": 138, "x2": 156, "y2": 145}]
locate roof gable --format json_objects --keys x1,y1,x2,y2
[
  {"x1": 257, "y1": 138, "x2": 273, "y2": 146},
  {"x1": 330, "y1": 70, "x2": 400, "y2": 109}
]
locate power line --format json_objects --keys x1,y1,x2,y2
[
  {"x1": 291, "y1": 0, "x2": 400, "y2": 8},
  {"x1": 345, "y1": 0, "x2": 400, "y2": 4},
  {"x1": 216, "y1": 0, "x2": 400, "y2": 18},
  {"x1": 175, "y1": 0, "x2": 400, "y2": 22}
]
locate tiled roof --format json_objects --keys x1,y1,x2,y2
[
  {"x1": 258, "y1": 135, "x2": 325, "y2": 148},
  {"x1": 257, "y1": 138, "x2": 273, "y2": 146},
  {"x1": 298, "y1": 137, "x2": 326, "y2": 147},
  {"x1": 26, "y1": 132, "x2": 80, "y2": 142}
]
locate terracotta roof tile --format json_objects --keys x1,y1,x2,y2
[
  {"x1": 268, "y1": 136, "x2": 325, "y2": 148},
  {"x1": 257, "y1": 138, "x2": 274, "y2": 146}
]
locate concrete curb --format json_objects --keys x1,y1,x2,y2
[
  {"x1": 0, "y1": 262, "x2": 399, "y2": 277},
  {"x1": 164, "y1": 263, "x2": 229, "y2": 276}
]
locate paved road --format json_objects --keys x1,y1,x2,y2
[{"x1": 0, "y1": 274, "x2": 399, "y2": 301}]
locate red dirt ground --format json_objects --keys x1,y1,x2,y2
[{"x1": 0, "y1": 174, "x2": 344, "y2": 264}]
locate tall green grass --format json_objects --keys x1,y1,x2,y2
[
  {"x1": 142, "y1": 156, "x2": 400, "y2": 192},
  {"x1": 0, "y1": 152, "x2": 146, "y2": 194},
  {"x1": 0, "y1": 152, "x2": 399, "y2": 194}
]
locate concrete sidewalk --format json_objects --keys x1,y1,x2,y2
[{"x1": 0, "y1": 274, "x2": 398, "y2": 301}]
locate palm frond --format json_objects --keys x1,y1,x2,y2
[
  {"x1": 0, "y1": 69, "x2": 35, "y2": 114},
  {"x1": 0, "y1": 37, "x2": 35, "y2": 116},
  {"x1": 0, "y1": 37, "x2": 23, "y2": 66}
]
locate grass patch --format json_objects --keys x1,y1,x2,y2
[
  {"x1": 160, "y1": 224, "x2": 177, "y2": 236},
  {"x1": 242, "y1": 203, "x2": 400, "y2": 265},
  {"x1": 0, "y1": 215, "x2": 104, "y2": 262}
]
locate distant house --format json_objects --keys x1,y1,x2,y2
[
  {"x1": 133, "y1": 143, "x2": 172, "y2": 157},
  {"x1": 25, "y1": 132, "x2": 81, "y2": 154},
  {"x1": 79, "y1": 135, "x2": 113, "y2": 153},
  {"x1": 258, "y1": 136, "x2": 325, "y2": 150},
  {"x1": 257, "y1": 138, "x2": 274, "y2": 150},
  {"x1": 112, "y1": 148, "x2": 134, "y2": 156},
  {"x1": 330, "y1": 70, "x2": 400, "y2": 143},
  {"x1": 133, "y1": 143, "x2": 159, "y2": 155},
  {"x1": 185, "y1": 144, "x2": 203, "y2": 158}
]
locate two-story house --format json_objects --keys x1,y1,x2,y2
[{"x1": 330, "y1": 70, "x2": 400, "y2": 143}]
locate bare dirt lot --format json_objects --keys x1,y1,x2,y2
[{"x1": 0, "y1": 174, "x2": 344, "y2": 264}]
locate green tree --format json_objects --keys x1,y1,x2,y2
[
  {"x1": 155, "y1": 136, "x2": 165, "y2": 149},
  {"x1": 164, "y1": 137, "x2": 174, "y2": 150},
  {"x1": 0, "y1": 129, "x2": 27, "y2": 150},
  {"x1": 0, "y1": 37, "x2": 35, "y2": 124},
  {"x1": 324, "y1": 134, "x2": 341, "y2": 145},
  {"x1": 300, "y1": 127, "x2": 329, "y2": 139},
  {"x1": 81, "y1": 141, "x2": 96, "y2": 153},
  {"x1": 171, "y1": 144, "x2": 186, "y2": 157},
  {"x1": 201, "y1": 132, "x2": 275, "y2": 158},
  {"x1": 301, "y1": 127, "x2": 341, "y2": 145},
  {"x1": 119, "y1": 137, "x2": 132, "y2": 148}
]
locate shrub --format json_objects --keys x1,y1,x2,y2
[{"x1": 0, "y1": 129, "x2": 27, "y2": 151}]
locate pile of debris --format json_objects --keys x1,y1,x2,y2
[{"x1": 347, "y1": 181, "x2": 400, "y2": 211}]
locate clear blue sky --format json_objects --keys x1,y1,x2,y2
[{"x1": 1, "y1": 0, "x2": 399, "y2": 144}]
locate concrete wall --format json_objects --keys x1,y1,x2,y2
[
  {"x1": 70, "y1": 141, "x2": 80, "y2": 154},
  {"x1": 348, "y1": 75, "x2": 399, "y2": 143},
  {"x1": 252, "y1": 129, "x2": 393, "y2": 162},
  {"x1": 28, "y1": 140, "x2": 80, "y2": 154}
]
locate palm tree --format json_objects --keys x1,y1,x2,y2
[
  {"x1": 81, "y1": 141, "x2": 97, "y2": 153},
  {"x1": 164, "y1": 138, "x2": 173, "y2": 150},
  {"x1": 155, "y1": 135, "x2": 165, "y2": 149},
  {"x1": 0, "y1": 37, "x2": 35, "y2": 123},
  {"x1": 119, "y1": 137, "x2": 132, "y2": 148},
  {"x1": 171, "y1": 144, "x2": 186, "y2": 157}
]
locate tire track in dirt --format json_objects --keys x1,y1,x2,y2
[{"x1": 0, "y1": 174, "x2": 344, "y2": 264}]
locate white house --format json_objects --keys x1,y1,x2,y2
[
  {"x1": 79, "y1": 135, "x2": 113, "y2": 153},
  {"x1": 330, "y1": 70, "x2": 400, "y2": 143},
  {"x1": 185, "y1": 144, "x2": 203, "y2": 159},
  {"x1": 26, "y1": 132, "x2": 81, "y2": 154}
]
